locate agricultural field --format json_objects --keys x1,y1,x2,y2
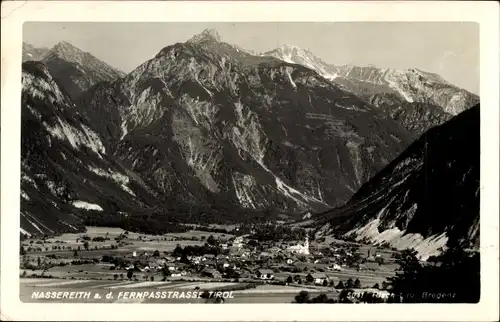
[
  {"x1": 20, "y1": 226, "x2": 235, "y2": 282},
  {"x1": 22, "y1": 226, "x2": 230, "y2": 256}
]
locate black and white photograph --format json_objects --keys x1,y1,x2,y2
[{"x1": 1, "y1": 1, "x2": 499, "y2": 321}]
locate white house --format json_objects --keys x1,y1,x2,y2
[
  {"x1": 308, "y1": 273, "x2": 329, "y2": 285},
  {"x1": 166, "y1": 263, "x2": 177, "y2": 271},
  {"x1": 331, "y1": 264, "x2": 342, "y2": 271},
  {"x1": 255, "y1": 269, "x2": 274, "y2": 280},
  {"x1": 232, "y1": 236, "x2": 244, "y2": 249},
  {"x1": 217, "y1": 259, "x2": 230, "y2": 268},
  {"x1": 190, "y1": 256, "x2": 202, "y2": 264}
]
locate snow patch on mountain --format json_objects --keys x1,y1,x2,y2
[
  {"x1": 71, "y1": 200, "x2": 104, "y2": 211},
  {"x1": 350, "y1": 217, "x2": 448, "y2": 260},
  {"x1": 88, "y1": 166, "x2": 128, "y2": 184},
  {"x1": 264, "y1": 45, "x2": 339, "y2": 81},
  {"x1": 88, "y1": 166, "x2": 136, "y2": 196}
]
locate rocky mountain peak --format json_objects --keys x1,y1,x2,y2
[
  {"x1": 38, "y1": 41, "x2": 125, "y2": 100},
  {"x1": 46, "y1": 40, "x2": 88, "y2": 64},
  {"x1": 278, "y1": 44, "x2": 310, "y2": 54},
  {"x1": 188, "y1": 28, "x2": 222, "y2": 43},
  {"x1": 262, "y1": 44, "x2": 340, "y2": 80},
  {"x1": 52, "y1": 41, "x2": 82, "y2": 54},
  {"x1": 266, "y1": 44, "x2": 314, "y2": 61}
]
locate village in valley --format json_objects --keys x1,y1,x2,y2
[{"x1": 19, "y1": 222, "x2": 401, "y2": 303}]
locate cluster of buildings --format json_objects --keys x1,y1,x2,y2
[{"x1": 116, "y1": 234, "x2": 383, "y2": 283}]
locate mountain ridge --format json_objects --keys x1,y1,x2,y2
[
  {"x1": 312, "y1": 104, "x2": 480, "y2": 260},
  {"x1": 263, "y1": 43, "x2": 478, "y2": 136}
]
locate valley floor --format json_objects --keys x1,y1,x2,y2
[{"x1": 20, "y1": 226, "x2": 399, "y2": 303}]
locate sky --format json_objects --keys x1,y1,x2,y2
[{"x1": 23, "y1": 22, "x2": 479, "y2": 94}]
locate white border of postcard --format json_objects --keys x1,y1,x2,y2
[{"x1": 1, "y1": 1, "x2": 499, "y2": 321}]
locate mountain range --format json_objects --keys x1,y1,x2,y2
[
  {"x1": 265, "y1": 44, "x2": 479, "y2": 137},
  {"x1": 21, "y1": 29, "x2": 479, "y2": 256}
]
